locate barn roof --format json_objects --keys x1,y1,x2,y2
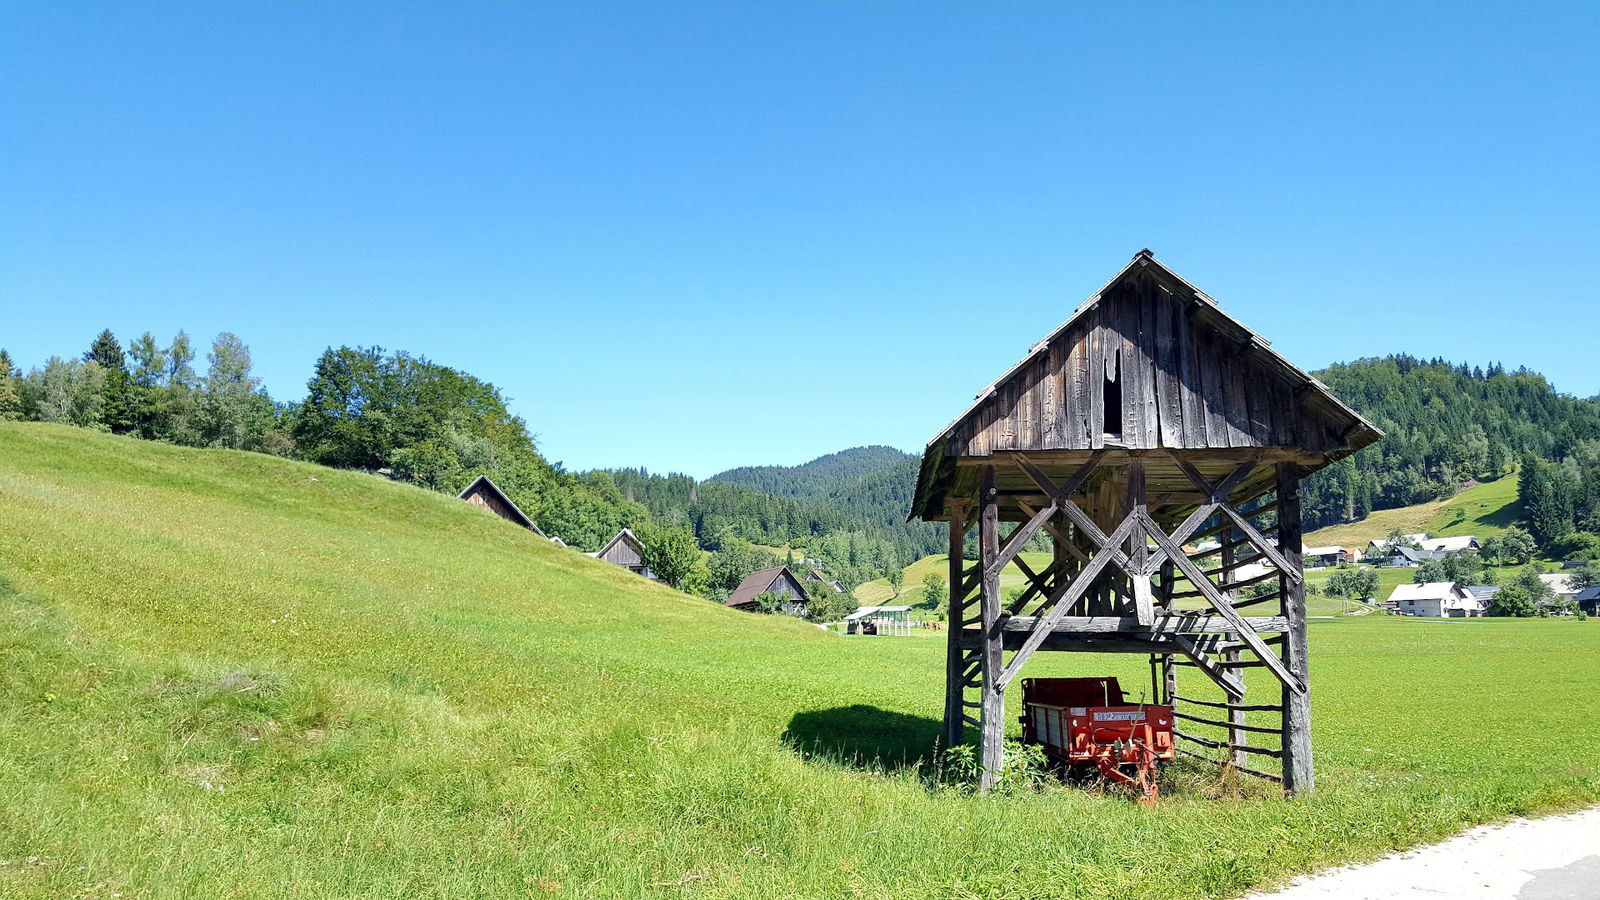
[
  {"x1": 457, "y1": 474, "x2": 545, "y2": 536},
  {"x1": 910, "y1": 250, "x2": 1383, "y2": 520},
  {"x1": 590, "y1": 526, "x2": 644, "y2": 560},
  {"x1": 725, "y1": 565, "x2": 802, "y2": 608}
]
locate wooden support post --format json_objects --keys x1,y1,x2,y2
[
  {"x1": 1162, "y1": 652, "x2": 1177, "y2": 706},
  {"x1": 1127, "y1": 460, "x2": 1154, "y2": 625},
  {"x1": 1276, "y1": 464, "x2": 1314, "y2": 795},
  {"x1": 978, "y1": 467, "x2": 1006, "y2": 790},
  {"x1": 1222, "y1": 526, "x2": 1247, "y2": 769},
  {"x1": 942, "y1": 501, "x2": 970, "y2": 753}
]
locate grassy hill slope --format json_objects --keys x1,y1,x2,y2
[
  {"x1": 1, "y1": 424, "x2": 1596, "y2": 899},
  {"x1": 1303, "y1": 474, "x2": 1523, "y2": 549}
]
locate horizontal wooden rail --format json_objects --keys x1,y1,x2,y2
[
  {"x1": 1173, "y1": 710, "x2": 1282, "y2": 735},
  {"x1": 1172, "y1": 695, "x2": 1283, "y2": 712},
  {"x1": 1175, "y1": 747, "x2": 1284, "y2": 783},
  {"x1": 1173, "y1": 729, "x2": 1284, "y2": 758}
]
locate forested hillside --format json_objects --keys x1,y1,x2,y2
[
  {"x1": 1301, "y1": 356, "x2": 1600, "y2": 531},
  {"x1": 711, "y1": 446, "x2": 912, "y2": 499}
]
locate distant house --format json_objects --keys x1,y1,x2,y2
[
  {"x1": 1387, "y1": 581, "x2": 1485, "y2": 617},
  {"x1": 1420, "y1": 535, "x2": 1478, "y2": 554},
  {"x1": 1576, "y1": 586, "x2": 1600, "y2": 616},
  {"x1": 725, "y1": 565, "x2": 810, "y2": 615},
  {"x1": 1367, "y1": 534, "x2": 1429, "y2": 557},
  {"x1": 1382, "y1": 546, "x2": 1442, "y2": 568},
  {"x1": 1539, "y1": 573, "x2": 1579, "y2": 603},
  {"x1": 805, "y1": 569, "x2": 844, "y2": 593},
  {"x1": 1302, "y1": 545, "x2": 1348, "y2": 568},
  {"x1": 1465, "y1": 585, "x2": 1502, "y2": 607},
  {"x1": 457, "y1": 475, "x2": 546, "y2": 537},
  {"x1": 589, "y1": 527, "x2": 656, "y2": 580}
]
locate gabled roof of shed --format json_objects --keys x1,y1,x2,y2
[
  {"x1": 457, "y1": 474, "x2": 545, "y2": 537},
  {"x1": 910, "y1": 250, "x2": 1383, "y2": 520},
  {"x1": 591, "y1": 526, "x2": 644, "y2": 560},
  {"x1": 921, "y1": 250, "x2": 1380, "y2": 455},
  {"x1": 725, "y1": 565, "x2": 804, "y2": 608}
]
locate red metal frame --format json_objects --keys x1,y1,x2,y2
[{"x1": 1020, "y1": 677, "x2": 1175, "y2": 803}]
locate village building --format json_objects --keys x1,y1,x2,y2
[
  {"x1": 804, "y1": 569, "x2": 844, "y2": 593},
  {"x1": 724, "y1": 565, "x2": 810, "y2": 615},
  {"x1": 588, "y1": 527, "x2": 656, "y2": 580},
  {"x1": 1301, "y1": 545, "x2": 1348, "y2": 568},
  {"x1": 1420, "y1": 535, "x2": 1479, "y2": 554},
  {"x1": 1388, "y1": 581, "x2": 1485, "y2": 617},
  {"x1": 457, "y1": 475, "x2": 547, "y2": 537},
  {"x1": 1366, "y1": 534, "x2": 1428, "y2": 556},
  {"x1": 1538, "y1": 573, "x2": 1580, "y2": 605},
  {"x1": 1575, "y1": 586, "x2": 1600, "y2": 616},
  {"x1": 1465, "y1": 585, "x2": 1501, "y2": 607}
]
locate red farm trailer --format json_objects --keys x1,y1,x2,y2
[{"x1": 1019, "y1": 677, "x2": 1175, "y2": 803}]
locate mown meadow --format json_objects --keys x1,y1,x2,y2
[{"x1": 1, "y1": 423, "x2": 1596, "y2": 899}]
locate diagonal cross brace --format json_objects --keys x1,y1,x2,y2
[
  {"x1": 995, "y1": 513, "x2": 1140, "y2": 690},
  {"x1": 1141, "y1": 510, "x2": 1304, "y2": 694}
]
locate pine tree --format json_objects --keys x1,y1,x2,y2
[{"x1": 84, "y1": 329, "x2": 133, "y2": 433}]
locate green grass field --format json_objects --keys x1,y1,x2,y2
[{"x1": 2, "y1": 424, "x2": 1596, "y2": 900}]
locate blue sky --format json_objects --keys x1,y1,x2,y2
[{"x1": 3, "y1": 2, "x2": 1596, "y2": 478}]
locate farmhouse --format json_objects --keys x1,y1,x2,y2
[
  {"x1": 725, "y1": 565, "x2": 809, "y2": 614},
  {"x1": 589, "y1": 527, "x2": 656, "y2": 580},
  {"x1": 1576, "y1": 586, "x2": 1600, "y2": 616},
  {"x1": 1539, "y1": 573, "x2": 1579, "y2": 603},
  {"x1": 457, "y1": 475, "x2": 546, "y2": 536},
  {"x1": 910, "y1": 249, "x2": 1383, "y2": 793},
  {"x1": 1367, "y1": 534, "x2": 1427, "y2": 556},
  {"x1": 1388, "y1": 581, "x2": 1484, "y2": 617},
  {"x1": 1420, "y1": 535, "x2": 1478, "y2": 553}
]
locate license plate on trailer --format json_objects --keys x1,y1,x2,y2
[{"x1": 1091, "y1": 710, "x2": 1144, "y2": 722}]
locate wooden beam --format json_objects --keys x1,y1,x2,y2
[
  {"x1": 997, "y1": 615, "x2": 1289, "y2": 634},
  {"x1": 1277, "y1": 464, "x2": 1314, "y2": 796},
  {"x1": 942, "y1": 500, "x2": 970, "y2": 753},
  {"x1": 977, "y1": 467, "x2": 1004, "y2": 790}
]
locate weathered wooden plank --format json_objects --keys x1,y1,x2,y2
[
  {"x1": 1066, "y1": 331, "x2": 1090, "y2": 448},
  {"x1": 1087, "y1": 306, "x2": 1106, "y2": 450},
  {"x1": 1176, "y1": 303, "x2": 1205, "y2": 448},
  {"x1": 1224, "y1": 342, "x2": 1252, "y2": 447},
  {"x1": 1042, "y1": 341, "x2": 1063, "y2": 449},
  {"x1": 1153, "y1": 291, "x2": 1181, "y2": 448},
  {"x1": 1196, "y1": 320, "x2": 1228, "y2": 447},
  {"x1": 1138, "y1": 279, "x2": 1160, "y2": 449}
]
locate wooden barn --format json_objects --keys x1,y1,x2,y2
[
  {"x1": 589, "y1": 527, "x2": 656, "y2": 580},
  {"x1": 912, "y1": 250, "x2": 1382, "y2": 793},
  {"x1": 725, "y1": 565, "x2": 810, "y2": 615},
  {"x1": 458, "y1": 475, "x2": 546, "y2": 537}
]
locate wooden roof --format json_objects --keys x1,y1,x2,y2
[
  {"x1": 725, "y1": 565, "x2": 806, "y2": 608},
  {"x1": 591, "y1": 526, "x2": 644, "y2": 561},
  {"x1": 457, "y1": 474, "x2": 546, "y2": 536},
  {"x1": 912, "y1": 251, "x2": 1382, "y2": 520}
]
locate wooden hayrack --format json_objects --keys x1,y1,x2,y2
[{"x1": 910, "y1": 250, "x2": 1382, "y2": 794}]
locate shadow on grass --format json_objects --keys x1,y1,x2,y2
[{"x1": 781, "y1": 705, "x2": 942, "y2": 774}]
